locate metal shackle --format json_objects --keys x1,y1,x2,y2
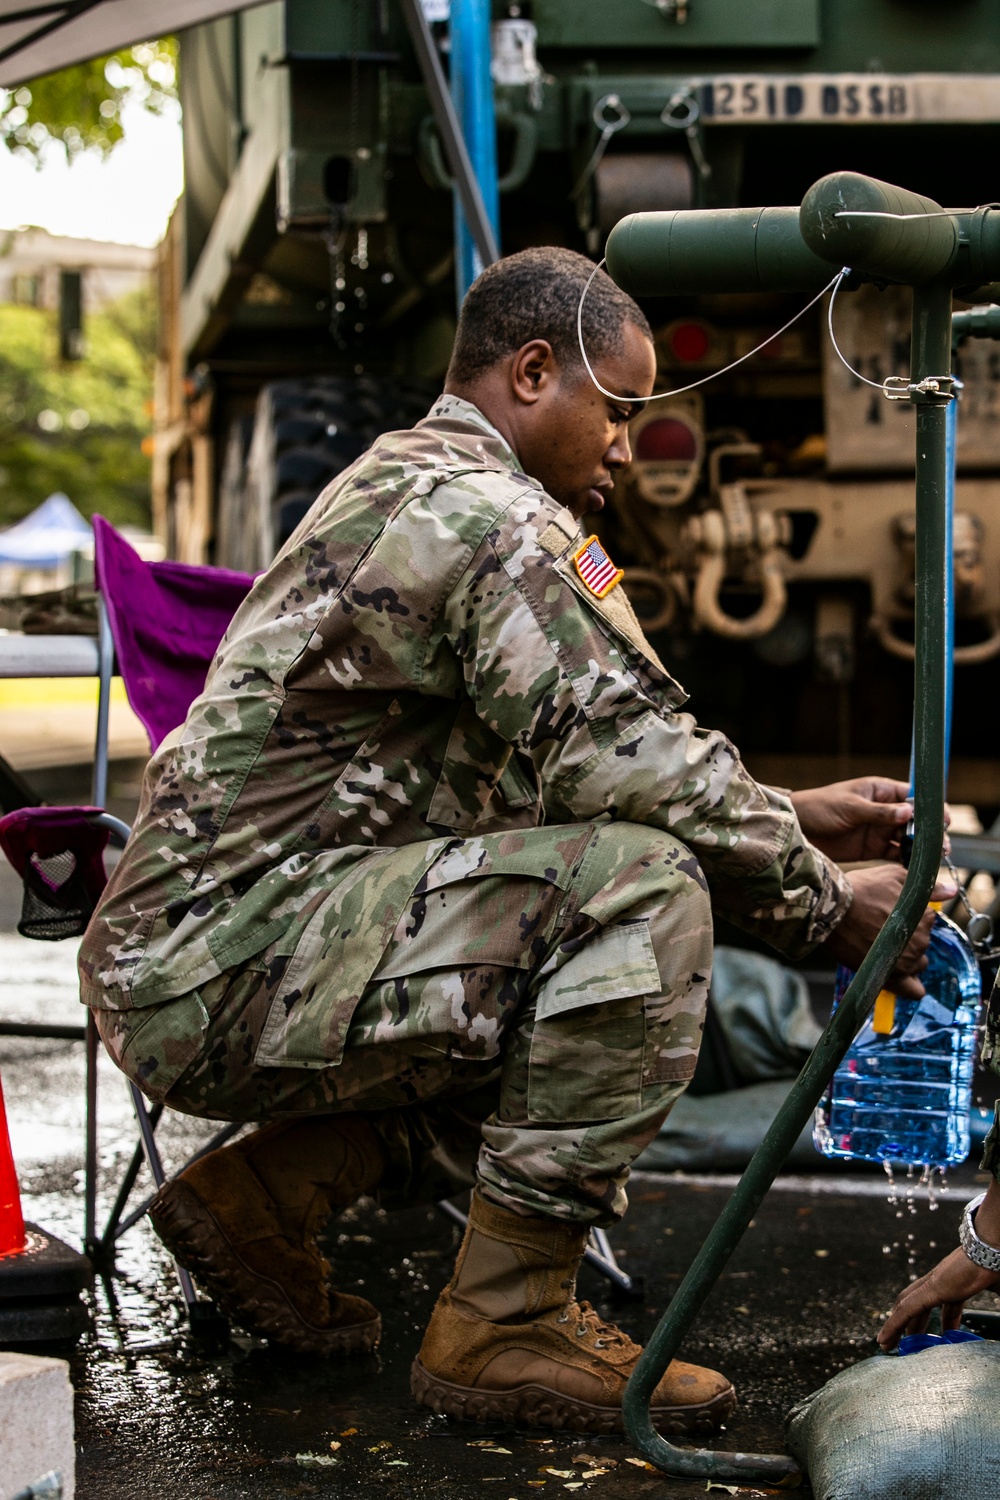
[{"x1": 799, "y1": 171, "x2": 957, "y2": 283}]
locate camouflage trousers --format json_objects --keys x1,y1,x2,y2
[{"x1": 97, "y1": 822, "x2": 712, "y2": 1225}]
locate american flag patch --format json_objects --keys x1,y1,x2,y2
[{"x1": 572, "y1": 535, "x2": 623, "y2": 599}]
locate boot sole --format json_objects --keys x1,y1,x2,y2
[
  {"x1": 149, "y1": 1179, "x2": 381, "y2": 1356},
  {"x1": 410, "y1": 1358, "x2": 736, "y2": 1436}
]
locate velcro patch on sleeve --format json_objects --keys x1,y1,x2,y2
[
  {"x1": 572, "y1": 535, "x2": 624, "y2": 599},
  {"x1": 538, "y1": 522, "x2": 574, "y2": 558}
]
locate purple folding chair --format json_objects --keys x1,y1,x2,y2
[{"x1": 0, "y1": 518, "x2": 254, "y2": 1333}]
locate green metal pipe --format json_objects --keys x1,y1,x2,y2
[
  {"x1": 799, "y1": 172, "x2": 957, "y2": 283},
  {"x1": 621, "y1": 281, "x2": 952, "y2": 1483},
  {"x1": 605, "y1": 206, "x2": 833, "y2": 298},
  {"x1": 953, "y1": 304, "x2": 1000, "y2": 343}
]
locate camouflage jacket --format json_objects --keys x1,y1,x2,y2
[{"x1": 79, "y1": 396, "x2": 850, "y2": 1011}]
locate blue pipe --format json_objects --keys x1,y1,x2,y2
[{"x1": 449, "y1": 0, "x2": 500, "y2": 304}]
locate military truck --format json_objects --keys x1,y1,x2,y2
[{"x1": 156, "y1": 0, "x2": 1000, "y2": 809}]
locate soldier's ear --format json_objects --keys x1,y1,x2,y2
[{"x1": 511, "y1": 340, "x2": 557, "y2": 405}]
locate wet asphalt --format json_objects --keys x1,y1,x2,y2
[{"x1": 1, "y1": 789, "x2": 999, "y2": 1499}]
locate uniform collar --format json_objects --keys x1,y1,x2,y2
[{"x1": 419, "y1": 394, "x2": 527, "y2": 479}]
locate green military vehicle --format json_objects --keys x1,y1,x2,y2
[{"x1": 158, "y1": 0, "x2": 1000, "y2": 813}]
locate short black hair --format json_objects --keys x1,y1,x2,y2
[{"x1": 446, "y1": 246, "x2": 652, "y2": 386}]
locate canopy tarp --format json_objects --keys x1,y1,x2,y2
[
  {"x1": 0, "y1": 491, "x2": 90, "y2": 566},
  {"x1": 0, "y1": 0, "x2": 266, "y2": 88}
]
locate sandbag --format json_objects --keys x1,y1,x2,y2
[
  {"x1": 709, "y1": 945, "x2": 822, "y2": 1082},
  {"x1": 785, "y1": 1342, "x2": 1000, "y2": 1499},
  {"x1": 635, "y1": 1079, "x2": 817, "y2": 1171}
]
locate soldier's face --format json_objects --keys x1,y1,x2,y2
[{"x1": 513, "y1": 321, "x2": 656, "y2": 519}]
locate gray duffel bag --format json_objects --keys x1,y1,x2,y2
[{"x1": 785, "y1": 1342, "x2": 1000, "y2": 1499}]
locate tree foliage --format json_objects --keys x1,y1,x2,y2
[
  {"x1": 0, "y1": 38, "x2": 177, "y2": 163},
  {"x1": 0, "y1": 288, "x2": 154, "y2": 529}
]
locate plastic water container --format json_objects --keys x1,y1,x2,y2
[{"x1": 814, "y1": 913, "x2": 981, "y2": 1167}]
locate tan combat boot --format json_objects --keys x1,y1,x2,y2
[
  {"x1": 149, "y1": 1115, "x2": 386, "y2": 1355},
  {"x1": 411, "y1": 1190, "x2": 736, "y2": 1435}
]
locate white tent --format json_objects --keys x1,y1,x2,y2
[
  {"x1": 0, "y1": 491, "x2": 90, "y2": 567},
  {"x1": 0, "y1": 0, "x2": 267, "y2": 89}
]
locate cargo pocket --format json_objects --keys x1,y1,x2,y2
[
  {"x1": 252, "y1": 841, "x2": 446, "y2": 1071},
  {"x1": 253, "y1": 887, "x2": 369, "y2": 1071},
  {"x1": 113, "y1": 988, "x2": 212, "y2": 1105},
  {"x1": 372, "y1": 870, "x2": 566, "y2": 1063},
  {"x1": 526, "y1": 918, "x2": 662, "y2": 1122}
]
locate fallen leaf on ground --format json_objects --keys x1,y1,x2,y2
[
  {"x1": 564, "y1": 1485, "x2": 584, "y2": 1492},
  {"x1": 328, "y1": 1442, "x2": 341, "y2": 1452},
  {"x1": 814, "y1": 1248, "x2": 830, "y2": 1258},
  {"x1": 368, "y1": 1441, "x2": 392, "y2": 1452},
  {"x1": 573, "y1": 1455, "x2": 600, "y2": 1465},
  {"x1": 625, "y1": 1458, "x2": 656, "y2": 1471},
  {"x1": 295, "y1": 1453, "x2": 339, "y2": 1468},
  {"x1": 386, "y1": 1460, "x2": 410, "y2": 1466},
  {"x1": 340, "y1": 1428, "x2": 358, "y2": 1436},
  {"x1": 582, "y1": 1470, "x2": 609, "y2": 1479},
  {"x1": 541, "y1": 1469, "x2": 576, "y2": 1478},
  {"x1": 705, "y1": 1485, "x2": 740, "y2": 1495}
]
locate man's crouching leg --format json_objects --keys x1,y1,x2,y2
[
  {"x1": 150, "y1": 1114, "x2": 386, "y2": 1354},
  {"x1": 148, "y1": 1097, "x2": 488, "y2": 1355},
  {"x1": 413, "y1": 823, "x2": 735, "y2": 1434}
]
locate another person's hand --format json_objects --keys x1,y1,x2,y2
[
  {"x1": 878, "y1": 1178, "x2": 1000, "y2": 1349},
  {"x1": 823, "y1": 863, "x2": 956, "y2": 999},
  {"x1": 791, "y1": 777, "x2": 928, "y2": 864}
]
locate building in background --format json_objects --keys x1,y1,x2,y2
[{"x1": 0, "y1": 226, "x2": 153, "y2": 316}]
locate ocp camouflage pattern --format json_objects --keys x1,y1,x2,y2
[
  {"x1": 78, "y1": 395, "x2": 851, "y2": 1219},
  {"x1": 80, "y1": 395, "x2": 848, "y2": 1013}
]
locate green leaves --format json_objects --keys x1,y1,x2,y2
[
  {"x1": 0, "y1": 38, "x2": 177, "y2": 164},
  {"x1": 0, "y1": 288, "x2": 153, "y2": 529}
]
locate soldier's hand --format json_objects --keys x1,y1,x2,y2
[
  {"x1": 791, "y1": 777, "x2": 934, "y2": 863},
  {"x1": 823, "y1": 863, "x2": 956, "y2": 999},
  {"x1": 877, "y1": 1246, "x2": 1000, "y2": 1349},
  {"x1": 877, "y1": 1180, "x2": 1000, "y2": 1349}
]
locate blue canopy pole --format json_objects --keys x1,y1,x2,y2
[{"x1": 449, "y1": 0, "x2": 500, "y2": 304}]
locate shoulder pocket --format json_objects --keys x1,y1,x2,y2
[{"x1": 556, "y1": 560, "x2": 688, "y2": 710}]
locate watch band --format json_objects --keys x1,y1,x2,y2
[{"x1": 959, "y1": 1192, "x2": 1000, "y2": 1274}]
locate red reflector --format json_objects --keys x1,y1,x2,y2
[
  {"x1": 669, "y1": 322, "x2": 711, "y2": 362},
  {"x1": 635, "y1": 417, "x2": 698, "y2": 463}
]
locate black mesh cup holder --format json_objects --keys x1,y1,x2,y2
[{"x1": 0, "y1": 807, "x2": 110, "y2": 941}]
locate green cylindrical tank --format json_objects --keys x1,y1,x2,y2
[
  {"x1": 799, "y1": 172, "x2": 957, "y2": 282},
  {"x1": 605, "y1": 206, "x2": 834, "y2": 297}
]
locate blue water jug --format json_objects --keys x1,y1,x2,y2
[{"x1": 814, "y1": 913, "x2": 981, "y2": 1167}]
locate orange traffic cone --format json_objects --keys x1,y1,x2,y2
[{"x1": 0, "y1": 1075, "x2": 26, "y2": 1258}]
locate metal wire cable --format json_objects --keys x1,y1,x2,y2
[
  {"x1": 825, "y1": 268, "x2": 884, "y2": 389},
  {"x1": 577, "y1": 259, "x2": 844, "y2": 403}
]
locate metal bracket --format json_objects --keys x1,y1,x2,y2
[{"x1": 883, "y1": 373, "x2": 962, "y2": 402}]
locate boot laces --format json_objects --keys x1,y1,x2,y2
[{"x1": 557, "y1": 1297, "x2": 633, "y2": 1353}]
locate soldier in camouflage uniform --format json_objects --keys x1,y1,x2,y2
[{"x1": 80, "y1": 248, "x2": 936, "y2": 1434}]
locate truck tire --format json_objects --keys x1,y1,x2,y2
[{"x1": 240, "y1": 374, "x2": 439, "y2": 566}]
